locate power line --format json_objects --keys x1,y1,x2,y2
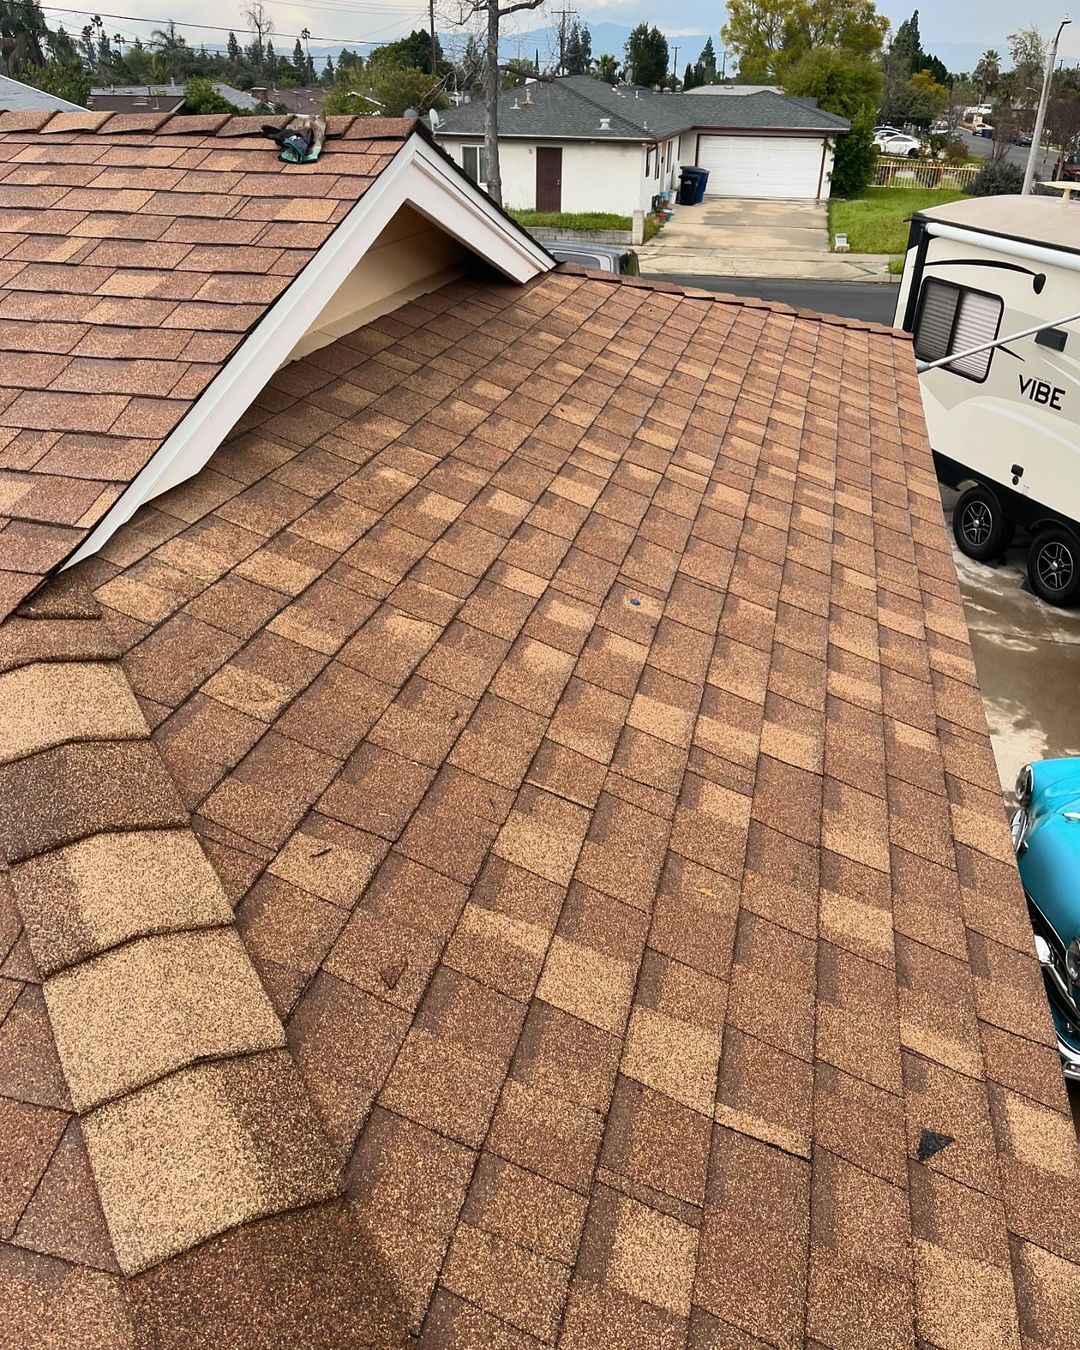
[{"x1": 37, "y1": 4, "x2": 426, "y2": 45}]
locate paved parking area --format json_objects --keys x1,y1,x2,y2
[
  {"x1": 944, "y1": 487, "x2": 1080, "y2": 791},
  {"x1": 636, "y1": 197, "x2": 890, "y2": 280}
]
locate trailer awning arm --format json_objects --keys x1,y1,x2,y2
[
  {"x1": 924, "y1": 220, "x2": 1080, "y2": 275},
  {"x1": 915, "y1": 309, "x2": 1080, "y2": 374}
]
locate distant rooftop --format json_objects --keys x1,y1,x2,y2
[
  {"x1": 88, "y1": 83, "x2": 259, "y2": 112},
  {"x1": 0, "y1": 72, "x2": 82, "y2": 112}
]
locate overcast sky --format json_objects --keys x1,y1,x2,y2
[{"x1": 44, "y1": 0, "x2": 1080, "y2": 64}]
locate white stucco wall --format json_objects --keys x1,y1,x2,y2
[{"x1": 443, "y1": 138, "x2": 664, "y2": 215}]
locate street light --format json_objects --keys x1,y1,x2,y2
[{"x1": 1023, "y1": 15, "x2": 1072, "y2": 194}]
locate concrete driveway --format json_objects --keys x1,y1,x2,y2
[{"x1": 636, "y1": 197, "x2": 890, "y2": 281}]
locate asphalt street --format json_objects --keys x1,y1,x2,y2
[
  {"x1": 649, "y1": 275, "x2": 901, "y2": 324},
  {"x1": 960, "y1": 128, "x2": 1058, "y2": 177}
]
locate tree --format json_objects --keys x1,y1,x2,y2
[
  {"x1": 625, "y1": 23, "x2": 668, "y2": 87},
  {"x1": 564, "y1": 21, "x2": 591, "y2": 76},
  {"x1": 243, "y1": 2, "x2": 272, "y2": 74},
  {"x1": 21, "y1": 57, "x2": 87, "y2": 104},
  {"x1": 370, "y1": 28, "x2": 441, "y2": 75},
  {"x1": 699, "y1": 37, "x2": 717, "y2": 81},
  {"x1": 594, "y1": 52, "x2": 619, "y2": 84},
  {"x1": 683, "y1": 62, "x2": 697, "y2": 91},
  {"x1": 182, "y1": 76, "x2": 243, "y2": 113},
  {"x1": 226, "y1": 30, "x2": 241, "y2": 62},
  {"x1": 722, "y1": 0, "x2": 887, "y2": 82},
  {"x1": 973, "y1": 49, "x2": 999, "y2": 101},
  {"x1": 1046, "y1": 91, "x2": 1080, "y2": 163},
  {"x1": 903, "y1": 69, "x2": 949, "y2": 123},
  {"x1": 291, "y1": 38, "x2": 305, "y2": 82},
  {"x1": 0, "y1": 0, "x2": 50, "y2": 75},
  {"x1": 1003, "y1": 27, "x2": 1045, "y2": 112},
  {"x1": 784, "y1": 47, "x2": 882, "y2": 195},
  {"x1": 321, "y1": 55, "x2": 334, "y2": 87}
]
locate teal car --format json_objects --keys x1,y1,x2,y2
[{"x1": 1013, "y1": 759, "x2": 1080, "y2": 1080}]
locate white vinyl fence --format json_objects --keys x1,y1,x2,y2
[{"x1": 871, "y1": 159, "x2": 980, "y2": 189}]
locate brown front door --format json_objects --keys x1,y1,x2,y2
[{"x1": 536, "y1": 147, "x2": 562, "y2": 212}]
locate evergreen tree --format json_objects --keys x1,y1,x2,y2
[
  {"x1": 264, "y1": 39, "x2": 276, "y2": 78},
  {"x1": 683, "y1": 61, "x2": 696, "y2": 90},
  {"x1": 564, "y1": 20, "x2": 591, "y2": 76},
  {"x1": 625, "y1": 23, "x2": 668, "y2": 86},
  {"x1": 321, "y1": 55, "x2": 334, "y2": 86},
  {"x1": 226, "y1": 30, "x2": 241, "y2": 62},
  {"x1": 699, "y1": 36, "x2": 717, "y2": 81},
  {"x1": 292, "y1": 37, "x2": 305, "y2": 81}
]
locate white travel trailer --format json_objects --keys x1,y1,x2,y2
[{"x1": 895, "y1": 195, "x2": 1080, "y2": 605}]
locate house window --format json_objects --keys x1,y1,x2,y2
[
  {"x1": 914, "y1": 279, "x2": 1002, "y2": 382},
  {"x1": 462, "y1": 145, "x2": 488, "y2": 187}
]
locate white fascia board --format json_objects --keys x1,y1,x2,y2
[{"x1": 63, "y1": 134, "x2": 553, "y2": 571}]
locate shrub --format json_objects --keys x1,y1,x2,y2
[
  {"x1": 967, "y1": 159, "x2": 1025, "y2": 196},
  {"x1": 945, "y1": 137, "x2": 968, "y2": 162},
  {"x1": 831, "y1": 106, "x2": 879, "y2": 198}
]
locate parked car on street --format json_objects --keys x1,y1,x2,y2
[
  {"x1": 1012, "y1": 757, "x2": 1080, "y2": 1080},
  {"x1": 1058, "y1": 152, "x2": 1080, "y2": 181},
  {"x1": 546, "y1": 242, "x2": 639, "y2": 275},
  {"x1": 874, "y1": 129, "x2": 922, "y2": 157}
]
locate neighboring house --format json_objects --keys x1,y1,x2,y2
[
  {"x1": 0, "y1": 103, "x2": 1073, "y2": 1350},
  {"x1": 0, "y1": 72, "x2": 82, "y2": 111},
  {"x1": 686, "y1": 83, "x2": 783, "y2": 95},
  {"x1": 87, "y1": 83, "x2": 260, "y2": 113},
  {"x1": 273, "y1": 86, "x2": 327, "y2": 116},
  {"x1": 436, "y1": 74, "x2": 848, "y2": 209}
]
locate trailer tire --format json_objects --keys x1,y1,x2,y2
[
  {"x1": 953, "y1": 485, "x2": 1014, "y2": 561},
  {"x1": 1028, "y1": 526, "x2": 1080, "y2": 606}
]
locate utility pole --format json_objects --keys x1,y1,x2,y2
[
  {"x1": 554, "y1": 8, "x2": 574, "y2": 76},
  {"x1": 1025, "y1": 15, "x2": 1072, "y2": 193},
  {"x1": 671, "y1": 45, "x2": 679, "y2": 83},
  {"x1": 428, "y1": 0, "x2": 437, "y2": 75},
  {"x1": 301, "y1": 26, "x2": 311, "y2": 83}
]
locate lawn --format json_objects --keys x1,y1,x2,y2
[
  {"x1": 829, "y1": 187, "x2": 967, "y2": 255},
  {"x1": 510, "y1": 210, "x2": 632, "y2": 231}
]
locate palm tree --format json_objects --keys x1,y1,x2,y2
[
  {"x1": 974, "y1": 49, "x2": 1000, "y2": 102},
  {"x1": 594, "y1": 52, "x2": 619, "y2": 84}
]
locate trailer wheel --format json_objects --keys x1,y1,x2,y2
[
  {"x1": 1028, "y1": 526, "x2": 1080, "y2": 606},
  {"x1": 953, "y1": 485, "x2": 1015, "y2": 561}
]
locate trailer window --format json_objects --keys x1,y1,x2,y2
[{"x1": 914, "y1": 280, "x2": 1002, "y2": 382}]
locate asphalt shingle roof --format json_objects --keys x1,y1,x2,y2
[
  {"x1": 1, "y1": 248, "x2": 1075, "y2": 1344},
  {"x1": 436, "y1": 75, "x2": 849, "y2": 140},
  {"x1": 0, "y1": 74, "x2": 82, "y2": 113},
  {"x1": 0, "y1": 109, "x2": 417, "y2": 622}
]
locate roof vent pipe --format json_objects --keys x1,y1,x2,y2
[{"x1": 599, "y1": 116, "x2": 611, "y2": 130}]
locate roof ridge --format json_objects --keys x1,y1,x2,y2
[
  {"x1": 0, "y1": 604, "x2": 343, "y2": 1275},
  {"x1": 0, "y1": 107, "x2": 421, "y2": 141}
]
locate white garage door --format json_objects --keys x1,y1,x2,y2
[{"x1": 694, "y1": 135, "x2": 825, "y2": 200}]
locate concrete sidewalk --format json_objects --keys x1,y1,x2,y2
[{"x1": 637, "y1": 197, "x2": 894, "y2": 282}]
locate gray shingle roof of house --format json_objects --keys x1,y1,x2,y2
[
  {"x1": 436, "y1": 76, "x2": 848, "y2": 141},
  {"x1": 0, "y1": 73, "x2": 83, "y2": 112},
  {"x1": 89, "y1": 83, "x2": 260, "y2": 110}
]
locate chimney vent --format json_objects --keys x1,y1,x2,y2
[{"x1": 599, "y1": 116, "x2": 611, "y2": 130}]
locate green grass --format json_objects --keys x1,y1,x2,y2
[
  {"x1": 510, "y1": 210, "x2": 632, "y2": 231},
  {"x1": 887, "y1": 256, "x2": 906, "y2": 275},
  {"x1": 829, "y1": 187, "x2": 967, "y2": 254},
  {"x1": 643, "y1": 214, "x2": 664, "y2": 243}
]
